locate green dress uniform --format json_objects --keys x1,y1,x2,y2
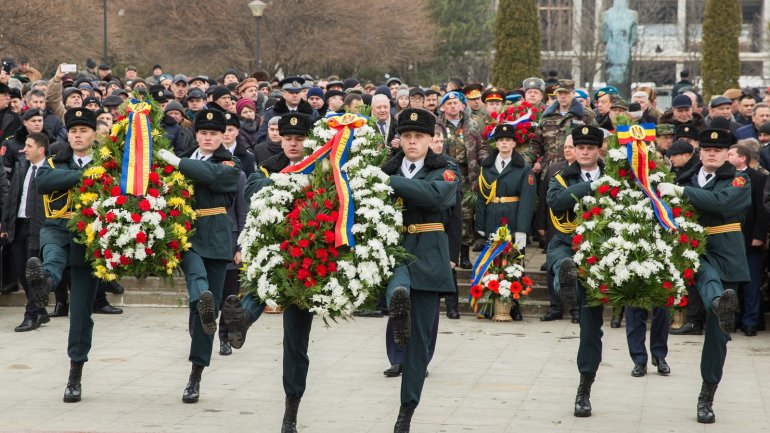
[
  {"x1": 475, "y1": 149, "x2": 537, "y2": 236},
  {"x1": 381, "y1": 147, "x2": 459, "y2": 411},
  {"x1": 178, "y1": 143, "x2": 240, "y2": 367}
]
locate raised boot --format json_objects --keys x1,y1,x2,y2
[
  {"x1": 390, "y1": 287, "x2": 411, "y2": 347},
  {"x1": 574, "y1": 374, "x2": 594, "y2": 417},
  {"x1": 558, "y1": 258, "x2": 578, "y2": 309},
  {"x1": 393, "y1": 405, "x2": 415, "y2": 433},
  {"x1": 712, "y1": 289, "x2": 738, "y2": 333},
  {"x1": 281, "y1": 396, "x2": 301, "y2": 433},
  {"x1": 182, "y1": 364, "x2": 204, "y2": 403},
  {"x1": 222, "y1": 295, "x2": 250, "y2": 349},
  {"x1": 63, "y1": 361, "x2": 84, "y2": 403},
  {"x1": 697, "y1": 382, "x2": 718, "y2": 424},
  {"x1": 26, "y1": 257, "x2": 52, "y2": 309},
  {"x1": 197, "y1": 291, "x2": 217, "y2": 335}
]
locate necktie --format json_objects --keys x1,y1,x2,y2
[
  {"x1": 409, "y1": 163, "x2": 416, "y2": 173},
  {"x1": 705, "y1": 173, "x2": 713, "y2": 181},
  {"x1": 378, "y1": 121, "x2": 386, "y2": 135},
  {"x1": 500, "y1": 160, "x2": 506, "y2": 171},
  {"x1": 585, "y1": 172, "x2": 592, "y2": 181},
  {"x1": 77, "y1": 157, "x2": 83, "y2": 167},
  {"x1": 25, "y1": 165, "x2": 37, "y2": 218}
]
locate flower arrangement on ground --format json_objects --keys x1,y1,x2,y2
[
  {"x1": 239, "y1": 113, "x2": 407, "y2": 321},
  {"x1": 69, "y1": 97, "x2": 196, "y2": 281},
  {"x1": 572, "y1": 120, "x2": 706, "y2": 309},
  {"x1": 469, "y1": 224, "x2": 533, "y2": 318}
]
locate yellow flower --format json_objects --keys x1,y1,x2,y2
[
  {"x1": 85, "y1": 225, "x2": 95, "y2": 245},
  {"x1": 111, "y1": 124, "x2": 122, "y2": 137},
  {"x1": 83, "y1": 166, "x2": 106, "y2": 179},
  {"x1": 94, "y1": 265, "x2": 108, "y2": 279},
  {"x1": 173, "y1": 223, "x2": 186, "y2": 237},
  {"x1": 80, "y1": 193, "x2": 98, "y2": 206},
  {"x1": 104, "y1": 273, "x2": 118, "y2": 281},
  {"x1": 167, "y1": 197, "x2": 185, "y2": 207},
  {"x1": 99, "y1": 146, "x2": 111, "y2": 159},
  {"x1": 171, "y1": 172, "x2": 185, "y2": 183}
]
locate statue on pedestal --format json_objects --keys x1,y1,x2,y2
[{"x1": 602, "y1": 0, "x2": 638, "y2": 97}]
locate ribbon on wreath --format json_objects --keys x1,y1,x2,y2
[
  {"x1": 120, "y1": 100, "x2": 153, "y2": 196},
  {"x1": 469, "y1": 225, "x2": 513, "y2": 313},
  {"x1": 617, "y1": 123, "x2": 678, "y2": 231},
  {"x1": 280, "y1": 113, "x2": 367, "y2": 248}
]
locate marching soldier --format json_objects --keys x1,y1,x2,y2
[
  {"x1": 475, "y1": 123, "x2": 537, "y2": 320},
  {"x1": 380, "y1": 108, "x2": 459, "y2": 432},
  {"x1": 657, "y1": 128, "x2": 747, "y2": 424},
  {"x1": 156, "y1": 108, "x2": 240, "y2": 404}
]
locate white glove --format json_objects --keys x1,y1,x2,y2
[
  {"x1": 477, "y1": 230, "x2": 485, "y2": 237},
  {"x1": 157, "y1": 149, "x2": 181, "y2": 168},
  {"x1": 514, "y1": 232, "x2": 527, "y2": 248},
  {"x1": 657, "y1": 182, "x2": 683, "y2": 197}
]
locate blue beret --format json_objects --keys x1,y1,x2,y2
[
  {"x1": 593, "y1": 86, "x2": 619, "y2": 100},
  {"x1": 575, "y1": 89, "x2": 589, "y2": 100},
  {"x1": 440, "y1": 91, "x2": 466, "y2": 106}
]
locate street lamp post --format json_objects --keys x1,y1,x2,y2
[
  {"x1": 103, "y1": 0, "x2": 109, "y2": 65},
  {"x1": 248, "y1": 1, "x2": 268, "y2": 70}
]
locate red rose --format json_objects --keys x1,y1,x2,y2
[
  {"x1": 131, "y1": 213, "x2": 141, "y2": 223},
  {"x1": 110, "y1": 186, "x2": 122, "y2": 197},
  {"x1": 149, "y1": 172, "x2": 160, "y2": 185},
  {"x1": 683, "y1": 268, "x2": 694, "y2": 279},
  {"x1": 297, "y1": 268, "x2": 310, "y2": 280},
  {"x1": 315, "y1": 264, "x2": 328, "y2": 277},
  {"x1": 662, "y1": 281, "x2": 673, "y2": 290},
  {"x1": 145, "y1": 248, "x2": 153, "y2": 256},
  {"x1": 110, "y1": 135, "x2": 117, "y2": 142},
  {"x1": 138, "y1": 199, "x2": 151, "y2": 211},
  {"x1": 303, "y1": 277, "x2": 316, "y2": 288},
  {"x1": 99, "y1": 228, "x2": 108, "y2": 238},
  {"x1": 470, "y1": 284, "x2": 483, "y2": 299},
  {"x1": 323, "y1": 199, "x2": 334, "y2": 210},
  {"x1": 164, "y1": 165, "x2": 174, "y2": 174},
  {"x1": 181, "y1": 190, "x2": 190, "y2": 198},
  {"x1": 305, "y1": 191, "x2": 314, "y2": 200},
  {"x1": 170, "y1": 209, "x2": 180, "y2": 217},
  {"x1": 601, "y1": 297, "x2": 609, "y2": 304},
  {"x1": 618, "y1": 168, "x2": 627, "y2": 177},
  {"x1": 104, "y1": 249, "x2": 113, "y2": 259},
  {"x1": 120, "y1": 256, "x2": 131, "y2": 266},
  {"x1": 168, "y1": 240, "x2": 180, "y2": 250},
  {"x1": 586, "y1": 256, "x2": 598, "y2": 265},
  {"x1": 184, "y1": 220, "x2": 191, "y2": 231},
  {"x1": 666, "y1": 296, "x2": 675, "y2": 307},
  {"x1": 290, "y1": 247, "x2": 302, "y2": 258},
  {"x1": 591, "y1": 206, "x2": 602, "y2": 215},
  {"x1": 522, "y1": 276, "x2": 533, "y2": 286},
  {"x1": 599, "y1": 284, "x2": 608, "y2": 293},
  {"x1": 679, "y1": 234, "x2": 689, "y2": 244},
  {"x1": 684, "y1": 210, "x2": 694, "y2": 218},
  {"x1": 672, "y1": 207, "x2": 682, "y2": 217},
  {"x1": 147, "y1": 188, "x2": 160, "y2": 198},
  {"x1": 323, "y1": 231, "x2": 335, "y2": 244},
  {"x1": 106, "y1": 212, "x2": 116, "y2": 223},
  {"x1": 94, "y1": 249, "x2": 101, "y2": 259},
  {"x1": 317, "y1": 188, "x2": 326, "y2": 194},
  {"x1": 610, "y1": 187, "x2": 620, "y2": 199},
  {"x1": 136, "y1": 232, "x2": 147, "y2": 244},
  {"x1": 327, "y1": 262, "x2": 337, "y2": 272},
  {"x1": 572, "y1": 234, "x2": 583, "y2": 249},
  {"x1": 327, "y1": 246, "x2": 339, "y2": 257},
  {"x1": 597, "y1": 184, "x2": 610, "y2": 195},
  {"x1": 158, "y1": 210, "x2": 166, "y2": 221},
  {"x1": 690, "y1": 239, "x2": 699, "y2": 248},
  {"x1": 76, "y1": 221, "x2": 86, "y2": 232},
  {"x1": 487, "y1": 279, "x2": 500, "y2": 293},
  {"x1": 648, "y1": 160, "x2": 656, "y2": 170},
  {"x1": 102, "y1": 175, "x2": 113, "y2": 185},
  {"x1": 83, "y1": 178, "x2": 94, "y2": 187},
  {"x1": 280, "y1": 241, "x2": 289, "y2": 251},
  {"x1": 298, "y1": 239, "x2": 310, "y2": 248},
  {"x1": 116, "y1": 196, "x2": 127, "y2": 205},
  {"x1": 82, "y1": 208, "x2": 95, "y2": 217},
  {"x1": 302, "y1": 257, "x2": 313, "y2": 269},
  {"x1": 678, "y1": 296, "x2": 688, "y2": 307},
  {"x1": 582, "y1": 211, "x2": 592, "y2": 220}
]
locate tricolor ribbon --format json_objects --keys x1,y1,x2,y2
[
  {"x1": 469, "y1": 225, "x2": 513, "y2": 314},
  {"x1": 488, "y1": 109, "x2": 533, "y2": 140},
  {"x1": 120, "y1": 100, "x2": 153, "y2": 196},
  {"x1": 280, "y1": 113, "x2": 367, "y2": 248},
  {"x1": 616, "y1": 124, "x2": 679, "y2": 231}
]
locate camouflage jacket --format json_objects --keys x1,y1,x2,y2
[
  {"x1": 440, "y1": 112, "x2": 488, "y2": 185},
  {"x1": 525, "y1": 98, "x2": 596, "y2": 170}
]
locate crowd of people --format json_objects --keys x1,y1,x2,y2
[{"x1": 0, "y1": 57, "x2": 768, "y2": 428}]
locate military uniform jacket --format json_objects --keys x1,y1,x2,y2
[
  {"x1": 475, "y1": 150, "x2": 536, "y2": 235},
  {"x1": 36, "y1": 145, "x2": 91, "y2": 265},
  {"x1": 677, "y1": 162, "x2": 751, "y2": 283},
  {"x1": 178, "y1": 144, "x2": 240, "y2": 261},
  {"x1": 244, "y1": 152, "x2": 292, "y2": 201},
  {"x1": 382, "y1": 150, "x2": 459, "y2": 293},
  {"x1": 527, "y1": 98, "x2": 596, "y2": 170},
  {"x1": 545, "y1": 160, "x2": 603, "y2": 271},
  {"x1": 438, "y1": 112, "x2": 487, "y2": 184}
]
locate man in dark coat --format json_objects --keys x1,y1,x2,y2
[{"x1": 255, "y1": 77, "x2": 319, "y2": 143}]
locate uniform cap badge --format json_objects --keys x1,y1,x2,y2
[
  {"x1": 75, "y1": 111, "x2": 82, "y2": 117},
  {"x1": 711, "y1": 132, "x2": 718, "y2": 139},
  {"x1": 290, "y1": 117, "x2": 298, "y2": 126},
  {"x1": 206, "y1": 112, "x2": 213, "y2": 120},
  {"x1": 582, "y1": 127, "x2": 588, "y2": 135},
  {"x1": 410, "y1": 113, "x2": 418, "y2": 121}
]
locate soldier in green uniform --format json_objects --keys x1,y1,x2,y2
[
  {"x1": 475, "y1": 123, "x2": 537, "y2": 319},
  {"x1": 156, "y1": 108, "x2": 240, "y2": 404},
  {"x1": 482, "y1": 87, "x2": 505, "y2": 117},
  {"x1": 657, "y1": 128, "x2": 746, "y2": 424},
  {"x1": 380, "y1": 108, "x2": 459, "y2": 432},
  {"x1": 438, "y1": 91, "x2": 488, "y2": 266},
  {"x1": 25, "y1": 108, "x2": 102, "y2": 403},
  {"x1": 544, "y1": 126, "x2": 605, "y2": 418},
  {"x1": 463, "y1": 83, "x2": 490, "y2": 125},
  {"x1": 221, "y1": 112, "x2": 318, "y2": 433}
]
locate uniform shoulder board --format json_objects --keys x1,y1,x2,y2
[{"x1": 732, "y1": 176, "x2": 747, "y2": 188}]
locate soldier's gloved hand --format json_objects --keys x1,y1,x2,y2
[
  {"x1": 477, "y1": 230, "x2": 485, "y2": 237},
  {"x1": 657, "y1": 182, "x2": 683, "y2": 197},
  {"x1": 157, "y1": 149, "x2": 181, "y2": 168},
  {"x1": 514, "y1": 232, "x2": 527, "y2": 248}
]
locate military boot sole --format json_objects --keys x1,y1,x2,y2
[
  {"x1": 198, "y1": 291, "x2": 217, "y2": 335},
  {"x1": 26, "y1": 257, "x2": 50, "y2": 309},
  {"x1": 390, "y1": 288, "x2": 411, "y2": 347},
  {"x1": 558, "y1": 258, "x2": 578, "y2": 309},
  {"x1": 222, "y1": 295, "x2": 248, "y2": 349},
  {"x1": 716, "y1": 289, "x2": 738, "y2": 334}
]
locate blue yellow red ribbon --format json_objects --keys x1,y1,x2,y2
[
  {"x1": 281, "y1": 113, "x2": 367, "y2": 247},
  {"x1": 120, "y1": 100, "x2": 153, "y2": 196},
  {"x1": 469, "y1": 225, "x2": 513, "y2": 314},
  {"x1": 617, "y1": 124, "x2": 679, "y2": 231}
]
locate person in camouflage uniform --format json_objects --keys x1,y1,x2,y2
[
  {"x1": 438, "y1": 90, "x2": 488, "y2": 267},
  {"x1": 522, "y1": 77, "x2": 547, "y2": 121}
]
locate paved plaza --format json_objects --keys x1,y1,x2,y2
[{"x1": 1, "y1": 306, "x2": 770, "y2": 433}]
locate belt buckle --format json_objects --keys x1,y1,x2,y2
[{"x1": 407, "y1": 224, "x2": 417, "y2": 234}]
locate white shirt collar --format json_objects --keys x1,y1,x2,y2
[
  {"x1": 225, "y1": 142, "x2": 237, "y2": 155},
  {"x1": 495, "y1": 154, "x2": 511, "y2": 172},
  {"x1": 74, "y1": 154, "x2": 93, "y2": 167},
  {"x1": 191, "y1": 149, "x2": 211, "y2": 161},
  {"x1": 401, "y1": 157, "x2": 425, "y2": 179},
  {"x1": 698, "y1": 166, "x2": 715, "y2": 187},
  {"x1": 580, "y1": 166, "x2": 600, "y2": 182}
]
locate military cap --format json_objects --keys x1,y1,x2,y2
[
  {"x1": 21, "y1": 108, "x2": 44, "y2": 121},
  {"x1": 224, "y1": 112, "x2": 240, "y2": 129},
  {"x1": 397, "y1": 108, "x2": 435, "y2": 136},
  {"x1": 462, "y1": 83, "x2": 483, "y2": 100},
  {"x1": 148, "y1": 85, "x2": 167, "y2": 103},
  {"x1": 82, "y1": 96, "x2": 101, "y2": 109},
  {"x1": 666, "y1": 139, "x2": 694, "y2": 157},
  {"x1": 523, "y1": 77, "x2": 545, "y2": 93},
  {"x1": 672, "y1": 94, "x2": 692, "y2": 109},
  {"x1": 65, "y1": 107, "x2": 97, "y2": 131},
  {"x1": 675, "y1": 124, "x2": 698, "y2": 140},
  {"x1": 698, "y1": 128, "x2": 732, "y2": 149},
  {"x1": 575, "y1": 89, "x2": 589, "y2": 100},
  {"x1": 440, "y1": 91, "x2": 466, "y2": 106},
  {"x1": 172, "y1": 74, "x2": 188, "y2": 85},
  {"x1": 279, "y1": 76, "x2": 305, "y2": 93},
  {"x1": 571, "y1": 125, "x2": 603, "y2": 146},
  {"x1": 610, "y1": 95, "x2": 628, "y2": 110},
  {"x1": 709, "y1": 95, "x2": 732, "y2": 108},
  {"x1": 102, "y1": 95, "x2": 123, "y2": 107},
  {"x1": 189, "y1": 75, "x2": 209, "y2": 85},
  {"x1": 759, "y1": 122, "x2": 770, "y2": 135},
  {"x1": 278, "y1": 112, "x2": 312, "y2": 137},
  {"x1": 126, "y1": 65, "x2": 137, "y2": 72},
  {"x1": 409, "y1": 87, "x2": 425, "y2": 98},
  {"x1": 554, "y1": 79, "x2": 575, "y2": 93},
  {"x1": 545, "y1": 83, "x2": 559, "y2": 97},
  {"x1": 194, "y1": 109, "x2": 227, "y2": 133},
  {"x1": 656, "y1": 123, "x2": 675, "y2": 136},
  {"x1": 505, "y1": 93, "x2": 522, "y2": 104},
  {"x1": 492, "y1": 123, "x2": 516, "y2": 140},
  {"x1": 187, "y1": 88, "x2": 206, "y2": 100},
  {"x1": 386, "y1": 77, "x2": 402, "y2": 87},
  {"x1": 593, "y1": 86, "x2": 618, "y2": 100},
  {"x1": 482, "y1": 87, "x2": 505, "y2": 103}
]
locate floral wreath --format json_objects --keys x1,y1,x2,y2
[
  {"x1": 69, "y1": 96, "x2": 196, "y2": 281},
  {"x1": 482, "y1": 101, "x2": 538, "y2": 147},
  {"x1": 239, "y1": 113, "x2": 408, "y2": 321}
]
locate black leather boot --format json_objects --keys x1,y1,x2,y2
[
  {"x1": 510, "y1": 300, "x2": 523, "y2": 321},
  {"x1": 459, "y1": 245, "x2": 472, "y2": 269},
  {"x1": 52, "y1": 301, "x2": 69, "y2": 317},
  {"x1": 281, "y1": 396, "x2": 301, "y2": 433},
  {"x1": 697, "y1": 382, "x2": 718, "y2": 423},
  {"x1": 390, "y1": 287, "x2": 411, "y2": 347},
  {"x1": 574, "y1": 374, "x2": 594, "y2": 417},
  {"x1": 182, "y1": 364, "x2": 204, "y2": 403},
  {"x1": 222, "y1": 295, "x2": 251, "y2": 349},
  {"x1": 63, "y1": 361, "x2": 84, "y2": 403},
  {"x1": 393, "y1": 405, "x2": 415, "y2": 433},
  {"x1": 102, "y1": 280, "x2": 125, "y2": 294},
  {"x1": 26, "y1": 257, "x2": 52, "y2": 309},
  {"x1": 712, "y1": 289, "x2": 737, "y2": 333}
]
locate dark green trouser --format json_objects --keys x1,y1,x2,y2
[
  {"x1": 696, "y1": 260, "x2": 733, "y2": 384},
  {"x1": 42, "y1": 243, "x2": 68, "y2": 287},
  {"x1": 283, "y1": 305, "x2": 313, "y2": 398},
  {"x1": 67, "y1": 265, "x2": 100, "y2": 363},
  {"x1": 181, "y1": 250, "x2": 228, "y2": 367},
  {"x1": 387, "y1": 266, "x2": 440, "y2": 409}
]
